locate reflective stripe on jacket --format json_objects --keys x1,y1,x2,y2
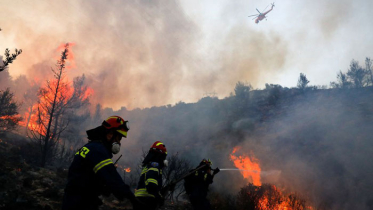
[
  {"x1": 63, "y1": 141, "x2": 134, "y2": 209},
  {"x1": 135, "y1": 162, "x2": 163, "y2": 199},
  {"x1": 185, "y1": 169, "x2": 213, "y2": 199}
]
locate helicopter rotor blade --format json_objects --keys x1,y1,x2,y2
[
  {"x1": 256, "y1": 8, "x2": 261, "y2": 14},
  {"x1": 252, "y1": 17, "x2": 257, "y2": 20},
  {"x1": 263, "y1": 5, "x2": 269, "y2": 12},
  {"x1": 248, "y1": 14, "x2": 258, "y2": 17}
]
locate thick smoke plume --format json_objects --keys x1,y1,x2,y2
[{"x1": 3, "y1": 0, "x2": 372, "y2": 110}]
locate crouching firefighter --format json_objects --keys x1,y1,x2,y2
[
  {"x1": 62, "y1": 116, "x2": 141, "y2": 210},
  {"x1": 184, "y1": 159, "x2": 220, "y2": 210},
  {"x1": 134, "y1": 141, "x2": 168, "y2": 210}
]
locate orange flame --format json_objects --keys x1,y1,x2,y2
[
  {"x1": 231, "y1": 148, "x2": 314, "y2": 209},
  {"x1": 0, "y1": 115, "x2": 21, "y2": 123},
  {"x1": 18, "y1": 43, "x2": 94, "y2": 134},
  {"x1": 230, "y1": 146, "x2": 261, "y2": 186},
  {"x1": 259, "y1": 185, "x2": 313, "y2": 210},
  {"x1": 124, "y1": 167, "x2": 131, "y2": 172},
  {"x1": 25, "y1": 79, "x2": 75, "y2": 135},
  {"x1": 83, "y1": 87, "x2": 94, "y2": 100},
  {"x1": 19, "y1": 102, "x2": 40, "y2": 131}
]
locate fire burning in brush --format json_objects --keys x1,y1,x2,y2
[
  {"x1": 18, "y1": 43, "x2": 94, "y2": 135},
  {"x1": 230, "y1": 147, "x2": 313, "y2": 210},
  {"x1": 237, "y1": 183, "x2": 313, "y2": 210},
  {"x1": 0, "y1": 115, "x2": 21, "y2": 122},
  {"x1": 82, "y1": 87, "x2": 94, "y2": 100},
  {"x1": 124, "y1": 167, "x2": 131, "y2": 172},
  {"x1": 230, "y1": 146, "x2": 261, "y2": 186}
]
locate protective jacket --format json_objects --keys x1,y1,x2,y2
[
  {"x1": 185, "y1": 169, "x2": 213, "y2": 198},
  {"x1": 62, "y1": 141, "x2": 134, "y2": 210},
  {"x1": 184, "y1": 168, "x2": 214, "y2": 210},
  {"x1": 135, "y1": 162, "x2": 163, "y2": 199},
  {"x1": 134, "y1": 162, "x2": 163, "y2": 208}
]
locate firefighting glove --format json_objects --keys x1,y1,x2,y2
[{"x1": 213, "y1": 167, "x2": 220, "y2": 175}]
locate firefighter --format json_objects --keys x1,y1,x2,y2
[
  {"x1": 134, "y1": 141, "x2": 168, "y2": 210},
  {"x1": 184, "y1": 159, "x2": 220, "y2": 210},
  {"x1": 62, "y1": 116, "x2": 141, "y2": 210}
]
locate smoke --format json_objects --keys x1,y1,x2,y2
[
  {"x1": 106, "y1": 87, "x2": 373, "y2": 209},
  {"x1": 1, "y1": 0, "x2": 203, "y2": 109},
  {"x1": 0, "y1": 0, "x2": 290, "y2": 110},
  {"x1": 231, "y1": 90, "x2": 373, "y2": 209},
  {"x1": 2, "y1": 0, "x2": 372, "y2": 110}
]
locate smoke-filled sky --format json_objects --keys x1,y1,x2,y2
[{"x1": 1, "y1": 0, "x2": 372, "y2": 110}]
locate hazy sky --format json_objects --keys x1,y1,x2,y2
[{"x1": 1, "y1": 0, "x2": 372, "y2": 109}]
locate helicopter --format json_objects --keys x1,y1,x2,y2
[{"x1": 248, "y1": 2, "x2": 275, "y2": 24}]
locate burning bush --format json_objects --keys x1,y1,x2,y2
[
  {"x1": 24, "y1": 43, "x2": 92, "y2": 167},
  {"x1": 236, "y1": 183, "x2": 309, "y2": 210}
]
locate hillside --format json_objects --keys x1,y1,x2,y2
[{"x1": 1, "y1": 86, "x2": 373, "y2": 209}]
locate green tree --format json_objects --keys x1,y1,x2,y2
[
  {"x1": 233, "y1": 81, "x2": 252, "y2": 117},
  {"x1": 0, "y1": 28, "x2": 22, "y2": 72},
  {"x1": 0, "y1": 88, "x2": 22, "y2": 134},
  {"x1": 347, "y1": 60, "x2": 367, "y2": 88},
  {"x1": 234, "y1": 81, "x2": 251, "y2": 99},
  {"x1": 265, "y1": 83, "x2": 283, "y2": 106},
  {"x1": 0, "y1": 49, "x2": 22, "y2": 72},
  {"x1": 330, "y1": 71, "x2": 351, "y2": 89},
  {"x1": 297, "y1": 73, "x2": 309, "y2": 90}
]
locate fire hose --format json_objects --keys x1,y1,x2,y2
[
  {"x1": 160, "y1": 167, "x2": 267, "y2": 196},
  {"x1": 161, "y1": 164, "x2": 217, "y2": 197},
  {"x1": 160, "y1": 166, "x2": 279, "y2": 197}
]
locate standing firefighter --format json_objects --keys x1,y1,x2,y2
[
  {"x1": 184, "y1": 159, "x2": 220, "y2": 210},
  {"x1": 62, "y1": 116, "x2": 140, "y2": 210},
  {"x1": 134, "y1": 141, "x2": 168, "y2": 210}
]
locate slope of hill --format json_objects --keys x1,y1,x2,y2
[{"x1": 1, "y1": 86, "x2": 373, "y2": 209}]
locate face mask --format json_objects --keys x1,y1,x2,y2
[
  {"x1": 112, "y1": 142, "x2": 121, "y2": 154},
  {"x1": 163, "y1": 160, "x2": 168, "y2": 167}
]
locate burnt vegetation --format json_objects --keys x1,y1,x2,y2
[{"x1": 0, "y1": 56, "x2": 373, "y2": 209}]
